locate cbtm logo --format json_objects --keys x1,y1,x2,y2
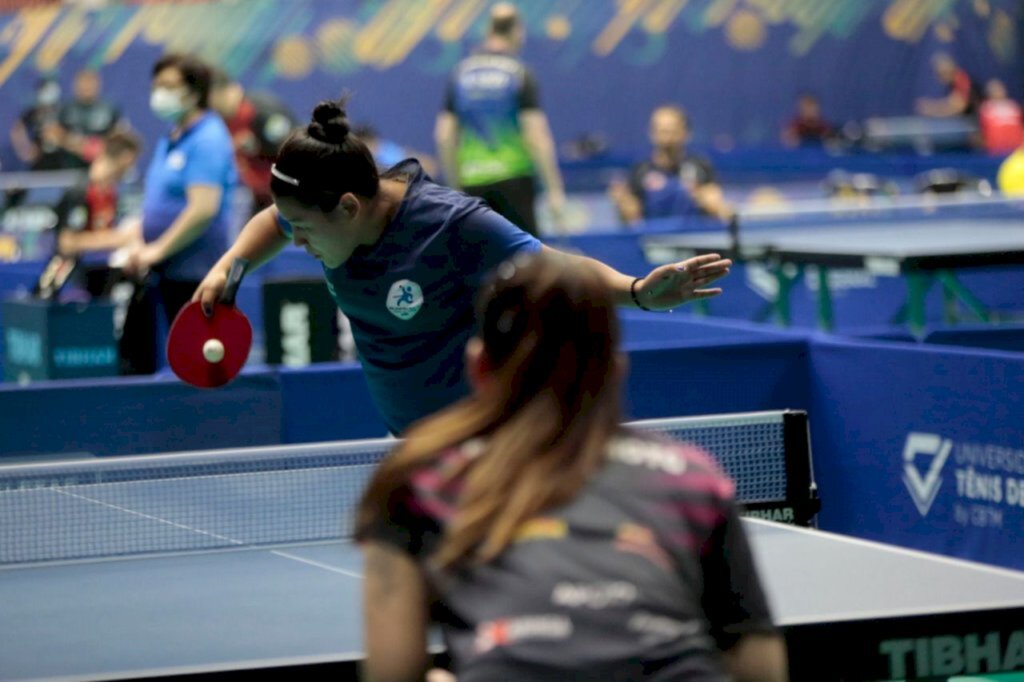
[
  {"x1": 901, "y1": 431, "x2": 1024, "y2": 528},
  {"x1": 902, "y1": 432, "x2": 953, "y2": 517},
  {"x1": 386, "y1": 279, "x2": 423, "y2": 320}
]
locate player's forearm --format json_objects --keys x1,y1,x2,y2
[
  {"x1": 438, "y1": 145, "x2": 459, "y2": 189},
  {"x1": 59, "y1": 131, "x2": 85, "y2": 156},
  {"x1": 151, "y1": 204, "x2": 216, "y2": 261},
  {"x1": 611, "y1": 190, "x2": 643, "y2": 224},
  {"x1": 721, "y1": 633, "x2": 789, "y2": 682},
  {"x1": 59, "y1": 229, "x2": 134, "y2": 256},
  {"x1": 524, "y1": 126, "x2": 565, "y2": 200},
  {"x1": 435, "y1": 136, "x2": 460, "y2": 189},
  {"x1": 926, "y1": 100, "x2": 956, "y2": 117},
  {"x1": 434, "y1": 114, "x2": 460, "y2": 188},
  {"x1": 361, "y1": 543, "x2": 431, "y2": 682},
  {"x1": 542, "y1": 245, "x2": 637, "y2": 307},
  {"x1": 10, "y1": 125, "x2": 37, "y2": 162},
  {"x1": 694, "y1": 184, "x2": 733, "y2": 220},
  {"x1": 917, "y1": 97, "x2": 957, "y2": 118},
  {"x1": 212, "y1": 206, "x2": 289, "y2": 275}
]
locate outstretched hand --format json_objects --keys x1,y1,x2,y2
[{"x1": 633, "y1": 253, "x2": 732, "y2": 311}]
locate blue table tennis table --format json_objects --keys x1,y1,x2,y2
[
  {"x1": 643, "y1": 204, "x2": 1024, "y2": 335},
  {"x1": 4, "y1": 523, "x2": 1024, "y2": 682},
  {"x1": 3, "y1": 411, "x2": 1023, "y2": 682}
]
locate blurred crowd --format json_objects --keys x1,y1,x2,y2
[
  {"x1": 3, "y1": 10, "x2": 1024, "y2": 358},
  {"x1": 6, "y1": 39, "x2": 1024, "y2": 243}
]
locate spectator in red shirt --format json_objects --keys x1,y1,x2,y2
[
  {"x1": 55, "y1": 130, "x2": 142, "y2": 261},
  {"x1": 208, "y1": 69, "x2": 297, "y2": 217},
  {"x1": 978, "y1": 79, "x2": 1024, "y2": 155},
  {"x1": 781, "y1": 92, "x2": 834, "y2": 147},
  {"x1": 34, "y1": 130, "x2": 143, "y2": 300},
  {"x1": 916, "y1": 53, "x2": 983, "y2": 119}
]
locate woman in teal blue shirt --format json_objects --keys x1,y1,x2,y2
[{"x1": 193, "y1": 98, "x2": 730, "y2": 434}]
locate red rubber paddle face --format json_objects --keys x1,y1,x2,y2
[{"x1": 167, "y1": 301, "x2": 252, "y2": 388}]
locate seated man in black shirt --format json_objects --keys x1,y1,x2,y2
[
  {"x1": 609, "y1": 105, "x2": 731, "y2": 227},
  {"x1": 915, "y1": 53, "x2": 983, "y2": 119},
  {"x1": 56, "y1": 69, "x2": 124, "y2": 166},
  {"x1": 9, "y1": 78, "x2": 82, "y2": 172},
  {"x1": 357, "y1": 251, "x2": 786, "y2": 682}
]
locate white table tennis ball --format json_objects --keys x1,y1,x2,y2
[{"x1": 203, "y1": 338, "x2": 225, "y2": 364}]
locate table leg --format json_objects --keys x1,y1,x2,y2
[
  {"x1": 906, "y1": 272, "x2": 931, "y2": 337},
  {"x1": 936, "y1": 271, "x2": 991, "y2": 323},
  {"x1": 941, "y1": 279, "x2": 958, "y2": 324},
  {"x1": 816, "y1": 266, "x2": 834, "y2": 332},
  {"x1": 774, "y1": 262, "x2": 797, "y2": 327}
]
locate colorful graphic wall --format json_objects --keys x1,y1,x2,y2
[{"x1": 0, "y1": 0, "x2": 1020, "y2": 168}]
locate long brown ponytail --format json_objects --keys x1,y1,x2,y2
[{"x1": 356, "y1": 250, "x2": 622, "y2": 570}]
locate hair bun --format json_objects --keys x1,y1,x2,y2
[{"x1": 308, "y1": 99, "x2": 350, "y2": 145}]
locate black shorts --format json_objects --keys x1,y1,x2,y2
[
  {"x1": 463, "y1": 175, "x2": 538, "y2": 237},
  {"x1": 119, "y1": 276, "x2": 199, "y2": 376}
]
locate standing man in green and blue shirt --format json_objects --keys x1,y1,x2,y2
[{"x1": 434, "y1": 3, "x2": 565, "y2": 237}]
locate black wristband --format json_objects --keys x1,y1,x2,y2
[{"x1": 630, "y1": 277, "x2": 653, "y2": 311}]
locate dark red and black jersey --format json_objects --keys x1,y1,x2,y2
[
  {"x1": 225, "y1": 93, "x2": 297, "y2": 199},
  {"x1": 55, "y1": 181, "x2": 118, "y2": 234},
  {"x1": 365, "y1": 430, "x2": 775, "y2": 681}
]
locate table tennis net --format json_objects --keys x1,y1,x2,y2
[{"x1": 0, "y1": 410, "x2": 814, "y2": 565}]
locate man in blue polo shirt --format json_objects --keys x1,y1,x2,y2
[
  {"x1": 122, "y1": 53, "x2": 237, "y2": 374},
  {"x1": 608, "y1": 105, "x2": 731, "y2": 227}
]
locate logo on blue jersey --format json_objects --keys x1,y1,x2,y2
[
  {"x1": 167, "y1": 150, "x2": 186, "y2": 171},
  {"x1": 387, "y1": 279, "x2": 423, "y2": 320}
]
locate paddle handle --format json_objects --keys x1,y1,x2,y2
[{"x1": 219, "y1": 258, "x2": 249, "y2": 307}]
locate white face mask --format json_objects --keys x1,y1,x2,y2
[
  {"x1": 150, "y1": 87, "x2": 187, "y2": 123},
  {"x1": 37, "y1": 82, "x2": 61, "y2": 107}
]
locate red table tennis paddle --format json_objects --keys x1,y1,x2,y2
[{"x1": 167, "y1": 258, "x2": 252, "y2": 388}]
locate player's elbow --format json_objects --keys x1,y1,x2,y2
[
  {"x1": 362, "y1": 654, "x2": 429, "y2": 682},
  {"x1": 721, "y1": 633, "x2": 789, "y2": 682},
  {"x1": 949, "y1": 94, "x2": 968, "y2": 116},
  {"x1": 185, "y1": 190, "x2": 222, "y2": 224},
  {"x1": 522, "y1": 125, "x2": 552, "y2": 157},
  {"x1": 609, "y1": 191, "x2": 640, "y2": 224},
  {"x1": 434, "y1": 115, "x2": 457, "y2": 149},
  {"x1": 519, "y1": 111, "x2": 554, "y2": 151},
  {"x1": 191, "y1": 207, "x2": 219, "y2": 224},
  {"x1": 694, "y1": 184, "x2": 731, "y2": 218}
]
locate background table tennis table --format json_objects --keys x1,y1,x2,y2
[
  {"x1": 643, "y1": 213, "x2": 1024, "y2": 335},
  {"x1": 3, "y1": 520, "x2": 1024, "y2": 682}
]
